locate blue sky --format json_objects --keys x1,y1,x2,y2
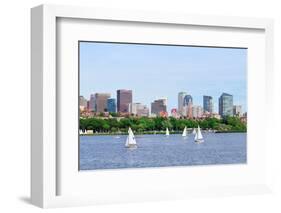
[{"x1": 79, "y1": 42, "x2": 247, "y2": 113}]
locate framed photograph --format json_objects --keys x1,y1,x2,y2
[
  {"x1": 78, "y1": 42, "x2": 248, "y2": 171},
  {"x1": 31, "y1": 4, "x2": 274, "y2": 208}
]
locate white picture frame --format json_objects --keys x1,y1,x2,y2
[{"x1": 31, "y1": 4, "x2": 274, "y2": 208}]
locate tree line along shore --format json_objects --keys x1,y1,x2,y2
[{"x1": 80, "y1": 116, "x2": 247, "y2": 134}]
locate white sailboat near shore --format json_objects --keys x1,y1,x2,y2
[
  {"x1": 182, "y1": 126, "x2": 187, "y2": 137},
  {"x1": 166, "y1": 128, "x2": 170, "y2": 136},
  {"x1": 194, "y1": 125, "x2": 204, "y2": 143},
  {"x1": 125, "y1": 127, "x2": 137, "y2": 148}
]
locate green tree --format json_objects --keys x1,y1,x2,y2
[{"x1": 80, "y1": 114, "x2": 246, "y2": 134}]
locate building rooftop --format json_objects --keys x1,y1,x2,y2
[{"x1": 221, "y1": 93, "x2": 233, "y2": 97}]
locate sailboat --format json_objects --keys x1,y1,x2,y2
[
  {"x1": 125, "y1": 127, "x2": 137, "y2": 148},
  {"x1": 192, "y1": 128, "x2": 196, "y2": 135},
  {"x1": 194, "y1": 125, "x2": 204, "y2": 143},
  {"x1": 165, "y1": 128, "x2": 170, "y2": 136},
  {"x1": 182, "y1": 126, "x2": 187, "y2": 137}
]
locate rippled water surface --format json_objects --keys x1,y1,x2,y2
[{"x1": 79, "y1": 133, "x2": 246, "y2": 170}]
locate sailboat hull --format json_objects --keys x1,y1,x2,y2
[
  {"x1": 195, "y1": 139, "x2": 204, "y2": 143},
  {"x1": 125, "y1": 144, "x2": 137, "y2": 148}
]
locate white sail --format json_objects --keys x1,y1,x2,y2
[
  {"x1": 125, "y1": 127, "x2": 137, "y2": 148},
  {"x1": 166, "y1": 128, "x2": 170, "y2": 136},
  {"x1": 125, "y1": 135, "x2": 129, "y2": 147},
  {"x1": 197, "y1": 126, "x2": 203, "y2": 139},
  {"x1": 182, "y1": 126, "x2": 187, "y2": 137},
  {"x1": 194, "y1": 125, "x2": 204, "y2": 143}
]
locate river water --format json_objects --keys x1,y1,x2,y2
[{"x1": 79, "y1": 133, "x2": 246, "y2": 170}]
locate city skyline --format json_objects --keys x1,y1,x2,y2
[
  {"x1": 80, "y1": 90, "x2": 244, "y2": 117},
  {"x1": 80, "y1": 42, "x2": 247, "y2": 113}
]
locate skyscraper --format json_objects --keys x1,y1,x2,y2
[
  {"x1": 182, "y1": 94, "x2": 193, "y2": 118},
  {"x1": 233, "y1": 105, "x2": 242, "y2": 117},
  {"x1": 89, "y1": 94, "x2": 96, "y2": 112},
  {"x1": 107, "y1": 98, "x2": 117, "y2": 113},
  {"x1": 183, "y1": 95, "x2": 193, "y2": 106},
  {"x1": 117, "y1": 89, "x2": 132, "y2": 113},
  {"x1": 151, "y1": 98, "x2": 167, "y2": 116},
  {"x1": 203, "y1": 95, "x2": 213, "y2": 113},
  {"x1": 219, "y1": 93, "x2": 233, "y2": 117},
  {"x1": 95, "y1": 93, "x2": 111, "y2": 113},
  {"x1": 178, "y1": 92, "x2": 187, "y2": 115},
  {"x1": 136, "y1": 105, "x2": 149, "y2": 117},
  {"x1": 192, "y1": 105, "x2": 203, "y2": 118},
  {"x1": 79, "y1": 96, "x2": 87, "y2": 110},
  {"x1": 130, "y1": 103, "x2": 149, "y2": 116},
  {"x1": 129, "y1": 103, "x2": 141, "y2": 115}
]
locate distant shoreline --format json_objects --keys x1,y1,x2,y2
[{"x1": 80, "y1": 130, "x2": 246, "y2": 136}]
